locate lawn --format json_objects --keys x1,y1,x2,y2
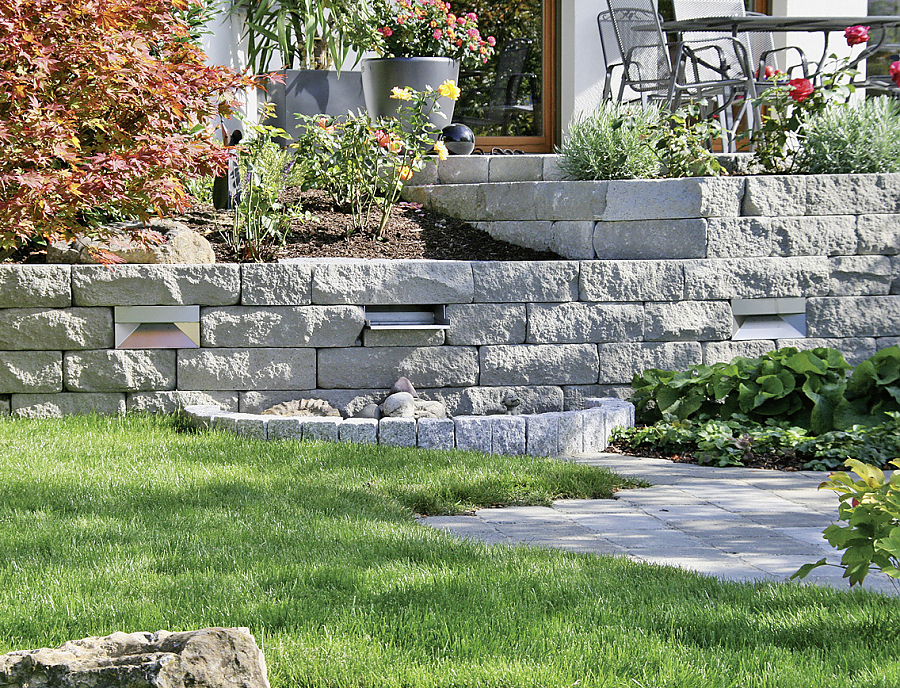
[{"x1": 1, "y1": 414, "x2": 898, "y2": 688}]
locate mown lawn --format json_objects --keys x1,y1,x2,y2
[{"x1": 1, "y1": 414, "x2": 898, "y2": 688}]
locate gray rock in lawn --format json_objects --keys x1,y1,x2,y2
[{"x1": 0, "y1": 627, "x2": 269, "y2": 688}]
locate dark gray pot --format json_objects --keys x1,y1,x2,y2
[
  {"x1": 361, "y1": 57, "x2": 459, "y2": 129},
  {"x1": 266, "y1": 69, "x2": 365, "y2": 140}
]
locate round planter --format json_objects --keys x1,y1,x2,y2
[
  {"x1": 361, "y1": 57, "x2": 460, "y2": 129},
  {"x1": 267, "y1": 69, "x2": 365, "y2": 141}
]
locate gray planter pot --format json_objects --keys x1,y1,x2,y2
[
  {"x1": 266, "y1": 69, "x2": 365, "y2": 141},
  {"x1": 361, "y1": 57, "x2": 459, "y2": 129}
]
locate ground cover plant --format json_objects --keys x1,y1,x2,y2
[{"x1": 2, "y1": 414, "x2": 900, "y2": 687}]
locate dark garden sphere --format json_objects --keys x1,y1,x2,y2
[{"x1": 440, "y1": 123, "x2": 476, "y2": 155}]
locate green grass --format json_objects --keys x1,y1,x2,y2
[{"x1": 1, "y1": 414, "x2": 899, "y2": 688}]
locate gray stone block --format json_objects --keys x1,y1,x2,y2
[
  {"x1": 438, "y1": 156, "x2": 489, "y2": 184},
  {"x1": 363, "y1": 329, "x2": 444, "y2": 347},
  {"x1": 379, "y1": 417, "x2": 416, "y2": 447},
  {"x1": 240, "y1": 264, "x2": 312, "y2": 305},
  {"x1": 742, "y1": 175, "x2": 807, "y2": 216},
  {"x1": 644, "y1": 301, "x2": 732, "y2": 342},
  {"x1": 339, "y1": 418, "x2": 379, "y2": 445},
  {"x1": 538, "y1": 181, "x2": 608, "y2": 220},
  {"x1": 594, "y1": 219, "x2": 707, "y2": 260},
  {"x1": 480, "y1": 344, "x2": 599, "y2": 386},
  {"x1": 894, "y1": 256, "x2": 900, "y2": 295},
  {"x1": 527, "y1": 302, "x2": 644, "y2": 343},
  {"x1": 806, "y1": 174, "x2": 900, "y2": 215},
  {"x1": 0, "y1": 308, "x2": 113, "y2": 350},
  {"x1": 489, "y1": 155, "x2": 543, "y2": 182},
  {"x1": 857, "y1": 214, "x2": 900, "y2": 255},
  {"x1": 0, "y1": 351, "x2": 62, "y2": 393},
  {"x1": 557, "y1": 412, "x2": 584, "y2": 456},
  {"x1": 180, "y1": 404, "x2": 230, "y2": 430},
  {"x1": 127, "y1": 391, "x2": 239, "y2": 414},
  {"x1": 482, "y1": 221, "x2": 551, "y2": 252},
  {"x1": 683, "y1": 257, "x2": 830, "y2": 299},
  {"x1": 454, "y1": 416, "x2": 492, "y2": 453},
  {"x1": 419, "y1": 183, "x2": 487, "y2": 219},
  {"x1": 525, "y1": 413, "x2": 558, "y2": 456},
  {"x1": 423, "y1": 385, "x2": 562, "y2": 416},
  {"x1": 702, "y1": 340, "x2": 776, "y2": 364},
  {"x1": 550, "y1": 221, "x2": 596, "y2": 260},
  {"x1": 706, "y1": 218, "x2": 773, "y2": 258},
  {"x1": 445, "y1": 303, "x2": 527, "y2": 345},
  {"x1": 478, "y1": 183, "x2": 541, "y2": 221},
  {"x1": 593, "y1": 398, "x2": 635, "y2": 430},
  {"x1": 491, "y1": 415, "x2": 526, "y2": 455},
  {"x1": 770, "y1": 216, "x2": 857, "y2": 257},
  {"x1": 603, "y1": 177, "x2": 742, "y2": 220},
  {"x1": 596, "y1": 342, "x2": 703, "y2": 384},
  {"x1": 301, "y1": 417, "x2": 342, "y2": 443},
  {"x1": 807, "y1": 296, "x2": 900, "y2": 338},
  {"x1": 317, "y1": 346, "x2": 478, "y2": 389},
  {"x1": 543, "y1": 155, "x2": 567, "y2": 181},
  {"x1": 65, "y1": 350, "x2": 176, "y2": 392},
  {"x1": 11, "y1": 393, "x2": 126, "y2": 417},
  {"x1": 876, "y1": 337, "x2": 900, "y2": 351},
  {"x1": 231, "y1": 414, "x2": 269, "y2": 441},
  {"x1": 407, "y1": 159, "x2": 438, "y2": 186},
  {"x1": 266, "y1": 417, "x2": 304, "y2": 441},
  {"x1": 72, "y1": 265, "x2": 240, "y2": 306},
  {"x1": 0, "y1": 266, "x2": 71, "y2": 307},
  {"x1": 579, "y1": 409, "x2": 609, "y2": 454},
  {"x1": 178, "y1": 348, "x2": 316, "y2": 390},
  {"x1": 776, "y1": 337, "x2": 877, "y2": 366},
  {"x1": 416, "y1": 417, "x2": 455, "y2": 450},
  {"x1": 472, "y1": 261, "x2": 579, "y2": 303},
  {"x1": 311, "y1": 260, "x2": 474, "y2": 305},
  {"x1": 201, "y1": 306, "x2": 364, "y2": 347},
  {"x1": 829, "y1": 256, "x2": 893, "y2": 296},
  {"x1": 579, "y1": 260, "x2": 684, "y2": 302},
  {"x1": 564, "y1": 385, "x2": 634, "y2": 405}
]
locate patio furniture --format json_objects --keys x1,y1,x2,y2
[
  {"x1": 597, "y1": 10, "x2": 626, "y2": 102},
  {"x1": 607, "y1": 0, "x2": 757, "y2": 150},
  {"x1": 457, "y1": 38, "x2": 539, "y2": 136}
]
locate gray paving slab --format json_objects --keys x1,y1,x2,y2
[{"x1": 417, "y1": 453, "x2": 900, "y2": 595}]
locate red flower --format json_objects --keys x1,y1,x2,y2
[
  {"x1": 844, "y1": 25, "x2": 870, "y2": 46},
  {"x1": 788, "y1": 78, "x2": 814, "y2": 102},
  {"x1": 891, "y1": 60, "x2": 900, "y2": 88},
  {"x1": 378, "y1": 26, "x2": 393, "y2": 37}
]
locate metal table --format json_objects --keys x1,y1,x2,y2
[{"x1": 655, "y1": 16, "x2": 900, "y2": 78}]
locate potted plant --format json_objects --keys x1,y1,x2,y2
[
  {"x1": 230, "y1": 0, "x2": 382, "y2": 138},
  {"x1": 360, "y1": 0, "x2": 495, "y2": 124}
]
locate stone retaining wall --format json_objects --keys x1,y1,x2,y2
[
  {"x1": 1, "y1": 252, "x2": 898, "y2": 419},
  {"x1": 181, "y1": 397, "x2": 634, "y2": 458}
]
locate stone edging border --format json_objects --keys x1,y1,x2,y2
[{"x1": 181, "y1": 398, "x2": 635, "y2": 457}]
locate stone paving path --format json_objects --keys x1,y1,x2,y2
[{"x1": 419, "y1": 453, "x2": 899, "y2": 595}]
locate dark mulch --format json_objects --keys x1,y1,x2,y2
[
  {"x1": 604, "y1": 440, "x2": 821, "y2": 472},
  {"x1": 181, "y1": 189, "x2": 562, "y2": 263}
]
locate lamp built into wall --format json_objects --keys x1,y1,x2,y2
[
  {"x1": 731, "y1": 298, "x2": 806, "y2": 340},
  {"x1": 114, "y1": 306, "x2": 200, "y2": 349},
  {"x1": 363, "y1": 305, "x2": 450, "y2": 331}
]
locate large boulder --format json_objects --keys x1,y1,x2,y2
[
  {"x1": 48, "y1": 219, "x2": 215, "y2": 264},
  {"x1": 0, "y1": 627, "x2": 269, "y2": 688}
]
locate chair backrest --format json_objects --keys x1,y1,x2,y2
[
  {"x1": 597, "y1": 10, "x2": 622, "y2": 67},
  {"x1": 671, "y1": 0, "x2": 753, "y2": 81},
  {"x1": 488, "y1": 38, "x2": 533, "y2": 107},
  {"x1": 606, "y1": 0, "x2": 672, "y2": 92}
]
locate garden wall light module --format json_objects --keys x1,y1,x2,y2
[
  {"x1": 114, "y1": 306, "x2": 200, "y2": 349},
  {"x1": 731, "y1": 298, "x2": 806, "y2": 340},
  {"x1": 363, "y1": 305, "x2": 450, "y2": 331}
]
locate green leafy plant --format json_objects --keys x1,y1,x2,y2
[
  {"x1": 227, "y1": 114, "x2": 310, "y2": 262},
  {"x1": 294, "y1": 81, "x2": 455, "y2": 239},
  {"x1": 631, "y1": 347, "x2": 851, "y2": 434},
  {"x1": 797, "y1": 413, "x2": 900, "y2": 471},
  {"x1": 793, "y1": 97, "x2": 900, "y2": 175},
  {"x1": 835, "y1": 346, "x2": 900, "y2": 428},
  {"x1": 555, "y1": 102, "x2": 662, "y2": 180},
  {"x1": 793, "y1": 458, "x2": 900, "y2": 587},
  {"x1": 650, "y1": 103, "x2": 724, "y2": 178},
  {"x1": 0, "y1": 0, "x2": 264, "y2": 261}
]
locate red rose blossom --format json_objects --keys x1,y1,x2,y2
[
  {"x1": 788, "y1": 77, "x2": 814, "y2": 102},
  {"x1": 891, "y1": 60, "x2": 900, "y2": 88},
  {"x1": 844, "y1": 25, "x2": 870, "y2": 46}
]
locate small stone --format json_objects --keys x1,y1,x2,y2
[
  {"x1": 355, "y1": 403, "x2": 383, "y2": 420},
  {"x1": 261, "y1": 398, "x2": 341, "y2": 417},
  {"x1": 382, "y1": 392, "x2": 416, "y2": 418},
  {"x1": 413, "y1": 399, "x2": 447, "y2": 419},
  {"x1": 48, "y1": 220, "x2": 215, "y2": 264},
  {"x1": 390, "y1": 376, "x2": 419, "y2": 398}
]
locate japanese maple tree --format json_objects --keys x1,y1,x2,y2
[{"x1": 0, "y1": 0, "x2": 263, "y2": 258}]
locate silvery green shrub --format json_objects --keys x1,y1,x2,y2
[
  {"x1": 796, "y1": 96, "x2": 900, "y2": 174},
  {"x1": 556, "y1": 102, "x2": 662, "y2": 180}
]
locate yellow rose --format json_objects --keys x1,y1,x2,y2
[
  {"x1": 437, "y1": 80, "x2": 461, "y2": 101},
  {"x1": 390, "y1": 86, "x2": 413, "y2": 101},
  {"x1": 433, "y1": 140, "x2": 449, "y2": 161}
]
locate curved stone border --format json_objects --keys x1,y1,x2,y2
[{"x1": 181, "y1": 398, "x2": 634, "y2": 457}]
